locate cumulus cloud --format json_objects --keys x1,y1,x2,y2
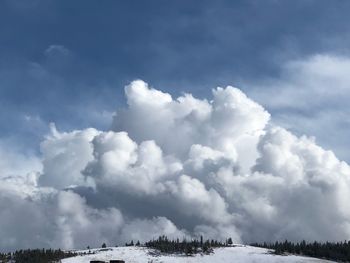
[
  {"x1": 1, "y1": 79, "x2": 350, "y2": 250},
  {"x1": 39, "y1": 123, "x2": 99, "y2": 189},
  {"x1": 119, "y1": 217, "x2": 187, "y2": 244},
  {"x1": 0, "y1": 141, "x2": 42, "y2": 178},
  {"x1": 248, "y1": 54, "x2": 350, "y2": 162}
]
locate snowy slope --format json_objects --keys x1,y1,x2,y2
[{"x1": 62, "y1": 245, "x2": 335, "y2": 263}]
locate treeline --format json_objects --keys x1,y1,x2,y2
[
  {"x1": 251, "y1": 240, "x2": 350, "y2": 262},
  {"x1": 144, "y1": 235, "x2": 233, "y2": 255},
  {"x1": 0, "y1": 248, "x2": 77, "y2": 263}
]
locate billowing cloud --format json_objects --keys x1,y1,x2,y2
[
  {"x1": 0, "y1": 141, "x2": 42, "y2": 178},
  {"x1": 39, "y1": 124, "x2": 99, "y2": 189},
  {"x1": 1, "y1": 80, "x2": 350, "y2": 251},
  {"x1": 249, "y1": 54, "x2": 350, "y2": 162}
]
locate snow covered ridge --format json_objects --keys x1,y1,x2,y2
[{"x1": 62, "y1": 246, "x2": 335, "y2": 263}]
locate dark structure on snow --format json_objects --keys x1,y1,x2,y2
[{"x1": 90, "y1": 260, "x2": 125, "y2": 263}]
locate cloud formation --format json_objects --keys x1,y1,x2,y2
[
  {"x1": 1, "y1": 80, "x2": 350, "y2": 251},
  {"x1": 249, "y1": 54, "x2": 350, "y2": 161}
]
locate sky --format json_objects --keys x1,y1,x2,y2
[
  {"x1": 2, "y1": 0, "x2": 350, "y2": 160},
  {"x1": 2, "y1": 0, "x2": 350, "y2": 251}
]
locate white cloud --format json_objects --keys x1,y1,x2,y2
[
  {"x1": 39, "y1": 123, "x2": 99, "y2": 189},
  {"x1": 45, "y1": 45, "x2": 71, "y2": 58},
  {"x1": 0, "y1": 141, "x2": 42, "y2": 178},
  {"x1": 120, "y1": 217, "x2": 187, "y2": 244},
  {"x1": 1, "y1": 79, "x2": 350, "y2": 250},
  {"x1": 84, "y1": 131, "x2": 182, "y2": 195},
  {"x1": 248, "y1": 54, "x2": 350, "y2": 162},
  {"x1": 0, "y1": 174, "x2": 184, "y2": 250}
]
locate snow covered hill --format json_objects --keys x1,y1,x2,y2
[{"x1": 62, "y1": 245, "x2": 335, "y2": 263}]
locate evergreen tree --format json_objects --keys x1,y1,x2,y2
[
  {"x1": 144, "y1": 235, "x2": 228, "y2": 255},
  {"x1": 251, "y1": 240, "x2": 350, "y2": 262}
]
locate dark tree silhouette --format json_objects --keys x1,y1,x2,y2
[
  {"x1": 251, "y1": 240, "x2": 350, "y2": 262},
  {"x1": 143, "y1": 235, "x2": 231, "y2": 255},
  {"x1": 0, "y1": 249, "x2": 77, "y2": 263}
]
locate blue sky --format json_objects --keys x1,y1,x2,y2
[
  {"x1": 1, "y1": 0, "x2": 350, "y2": 160},
  {"x1": 3, "y1": 1, "x2": 350, "y2": 250}
]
